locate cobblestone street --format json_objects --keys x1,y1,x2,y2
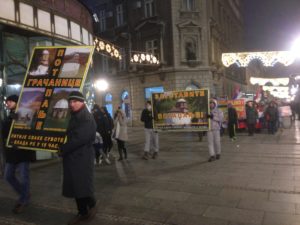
[{"x1": 1, "y1": 123, "x2": 300, "y2": 225}]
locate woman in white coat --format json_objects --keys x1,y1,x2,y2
[{"x1": 114, "y1": 109, "x2": 128, "y2": 161}]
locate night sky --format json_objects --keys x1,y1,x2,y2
[{"x1": 244, "y1": 0, "x2": 300, "y2": 51}]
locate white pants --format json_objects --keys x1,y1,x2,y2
[
  {"x1": 144, "y1": 128, "x2": 159, "y2": 152},
  {"x1": 207, "y1": 130, "x2": 221, "y2": 157}
]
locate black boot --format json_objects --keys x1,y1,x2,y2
[
  {"x1": 123, "y1": 148, "x2": 127, "y2": 159},
  {"x1": 118, "y1": 148, "x2": 123, "y2": 161}
]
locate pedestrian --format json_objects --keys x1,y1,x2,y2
[
  {"x1": 113, "y1": 109, "x2": 128, "y2": 161},
  {"x1": 92, "y1": 105, "x2": 110, "y2": 165},
  {"x1": 227, "y1": 103, "x2": 238, "y2": 140},
  {"x1": 140, "y1": 100, "x2": 159, "y2": 160},
  {"x1": 59, "y1": 91, "x2": 97, "y2": 225},
  {"x1": 265, "y1": 101, "x2": 279, "y2": 134},
  {"x1": 2, "y1": 95, "x2": 35, "y2": 214},
  {"x1": 93, "y1": 131, "x2": 111, "y2": 165},
  {"x1": 100, "y1": 106, "x2": 114, "y2": 157},
  {"x1": 207, "y1": 99, "x2": 224, "y2": 162},
  {"x1": 245, "y1": 101, "x2": 258, "y2": 136}
]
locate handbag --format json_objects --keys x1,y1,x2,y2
[{"x1": 112, "y1": 121, "x2": 120, "y2": 139}]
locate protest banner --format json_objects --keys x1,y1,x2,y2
[
  {"x1": 7, "y1": 46, "x2": 94, "y2": 152},
  {"x1": 152, "y1": 89, "x2": 209, "y2": 131}
]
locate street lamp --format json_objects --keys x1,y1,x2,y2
[
  {"x1": 95, "y1": 79, "x2": 108, "y2": 91},
  {"x1": 290, "y1": 37, "x2": 300, "y2": 58}
]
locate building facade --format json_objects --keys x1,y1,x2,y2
[{"x1": 92, "y1": 0, "x2": 246, "y2": 125}]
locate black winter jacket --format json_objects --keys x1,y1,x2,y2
[
  {"x1": 2, "y1": 110, "x2": 35, "y2": 164},
  {"x1": 141, "y1": 109, "x2": 153, "y2": 129}
]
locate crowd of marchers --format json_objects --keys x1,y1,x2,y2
[
  {"x1": 1, "y1": 92, "x2": 159, "y2": 225},
  {"x1": 1, "y1": 91, "x2": 296, "y2": 224}
]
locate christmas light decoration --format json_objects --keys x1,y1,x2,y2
[
  {"x1": 94, "y1": 37, "x2": 122, "y2": 60},
  {"x1": 222, "y1": 51, "x2": 295, "y2": 67},
  {"x1": 130, "y1": 51, "x2": 160, "y2": 65},
  {"x1": 250, "y1": 77, "x2": 289, "y2": 86}
]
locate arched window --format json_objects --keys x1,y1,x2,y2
[
  {"x1": 121, "y1": 91, "x2": 131, "y2": 118},
  {"x1": 105, "y1": 93, "x2": 113, "y2": 117}
]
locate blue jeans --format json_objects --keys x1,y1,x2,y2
[{"x1": 4, "y1": 162, "x2": 30, "y2": 204}]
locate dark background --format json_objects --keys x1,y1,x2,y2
[{"x1": 244, "y1": 0, "x2": 300, "y2": 51}]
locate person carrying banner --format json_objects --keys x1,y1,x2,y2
[
  {"x1": 2, "y1": 95, "x2": 35, "y2": 214},
  {"x1": 59, "y1": 91, "x2": 97, "y2": 225},
  {"x1": 228, "y1": 103, "x2": 238, "y2": 140},
  {"x1": 141, "y1": 100, "x2": 159, "y2": 160},
  {"x1": 207, "y1": 99, "x2": 224, "y2": 162}
]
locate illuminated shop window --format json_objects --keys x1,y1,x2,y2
[{"x1": 121, "y1": 91, "x2": 131, "y2": 118}]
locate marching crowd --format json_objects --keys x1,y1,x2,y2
[
  {"x1": 0, "y1": 91, "x2": 295, "y2": 225},
  {"x1": 1, "y1": 92, "x2": 159, "y2": 225}
]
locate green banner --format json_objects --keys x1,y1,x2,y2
[
  {"x1": 152, "y1": 89, "x2": 210, "y2": 131},
  {"x1": 7, "y1": 46, "x2": 94, "y2": 152}
]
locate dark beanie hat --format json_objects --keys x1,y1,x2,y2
[
  {"x1": 6, "y1": 95, "x2": 19, "y2": 103},
  {"x1": 68, "y1": 91, "x2": 85, "y2": 102}
]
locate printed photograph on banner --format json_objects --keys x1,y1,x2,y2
[
  {"x1": 14, "y1": 88, "x2": 45, "y2": 128},
  {"x1": 7, "y1": 46, "x2": 95, "y2": 152},
  {"x1": 43, "y1": 88, "x2": 79, "y2": 131},
  {"x1": 28, "y1": 48, "x2": 56, "y2": 77},
  {"x1": 152, "y1": 89, "x2": 209, "y2": 131},
  {"x1": 59, "y1": 47, "x2": 91, "y2": 78}
]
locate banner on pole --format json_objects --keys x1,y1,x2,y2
[
  {"x1": 152, "y1": 89, "x2": 210, "y2": 131},
  {"x1": 7, "y1": 46, "x2": 94, "y2": 152}
]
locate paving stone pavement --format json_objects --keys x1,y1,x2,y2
[{"x1": 1, "y1": 122, "x2": 300, "y2": 225}]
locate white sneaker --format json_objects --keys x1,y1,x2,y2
[{"x1": 104, "y1": 158, "x2": 111, "y2": 165}]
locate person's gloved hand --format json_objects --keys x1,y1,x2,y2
[
  {"x1": 12, "y1": 145, "x2": 19, "y2": 150},
  {"x1": 10, "y1": 112, "x2": 18, "y2": 120},
  {"x1": 207, "y1": 113, "x2": 214, "y2": 119}
]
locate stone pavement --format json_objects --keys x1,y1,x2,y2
[{"x1": 1, "y1": 122, "x2": 300, "y2": 225}]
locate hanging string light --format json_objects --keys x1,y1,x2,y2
[{"x1": 222, "y1": 51, "x2": 295, "y2": 67}]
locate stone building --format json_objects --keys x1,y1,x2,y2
[{"x1": 91, "y1": 0, "x2": 245, "y2": 125}]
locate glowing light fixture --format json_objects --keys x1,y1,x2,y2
[
  {"x1": 250, "y1": 77, "x2": 289, "y2": 86},
  {"x1": 95, "y1": 79, "x2": 108, "y2": 91},
  {"x1": 291, "y1": 38, "x2": 300, "y2": 58},
  {"x1": 130, "y1": 51, "x2": 160, "y2": 65},
  {"x1": 94, "y1": 37, "x2": 122, "y2": 60},
  {"x1": 222, "y1": 51, "x2": 295, "y2": 67}
]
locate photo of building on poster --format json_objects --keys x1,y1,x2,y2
[
  {"x1": 152, "y1": 89, "x2": 210, "y2": 131},
  {"x1": 58, "y1": 47, "x2": 91, "y2": 78},
  {"x1": 7, "y1": 46, "x2": 94, "y2": 152},
  {"x1": 43, "y1": 88, "x2": 79, "y2": 131},
  {"x1": 14, "y1": 88, "x2": 45, "y2": 128}
]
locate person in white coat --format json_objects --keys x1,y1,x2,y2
[
  {"x1": 113, "y1": 109, "x2": 128, "y2": 161},
  {"x1": 207, "y1": 99, "x2": 224, "y2": 162}
]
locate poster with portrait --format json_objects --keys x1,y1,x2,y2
[
  {"x1": 152, "y1": 89, "x2": 210, "y2": 131},
  {"x1": 7, "y1": 46, "x2": 94, "y2": 152}
]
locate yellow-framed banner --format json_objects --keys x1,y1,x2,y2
[
  {"x1": 7, "y1": 46, "x2": 95, "y2": 152},
  {"x1": 152, "y1": 89, "x2": 210, "y2": 131}
]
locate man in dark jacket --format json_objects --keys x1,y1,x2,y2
[
  {"x1": 265, "y1": 101, "x2": 279, "y2": 134},
  {"x1": 140, "y1": 100, "x2": 159, "y2": 160},
  {"x1": 227, "y1": 103, "x2": 238, "y2": 140},
  {"x1": 2, "y1": 95, "x2": 34, "y2": 214},
  {"x1": 246, "y1": 101, "x2": 258, "y2": 136},
  {"x1": 59, "y1": 91, "x2": 97, "y2": 225}
]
